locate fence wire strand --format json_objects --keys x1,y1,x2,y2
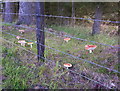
[
  {"x1": 1, "y1": 37, "x2": 112, "y2": 89},
  {"x1": 2, "y1": 22, "x2": 120, "y2": 49},
  {"x1": 0, "y1": 12, "x2": 120, "y2": 23},
  {"x1": 1, "y1": 30, "x2": 120, "y2": 74},
  {"x1": 1, "y1": 11, "x2": 119, "y2": 89}
]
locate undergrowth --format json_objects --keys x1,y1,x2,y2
[
  {"x1": 2, "y1": 23, "x2": 119, "y2": 89},
  {"x1": 2, "y1": 46, "x2": 35, "y2": 89}
]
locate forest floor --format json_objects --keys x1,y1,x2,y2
[{"x1": 1, "y1": 23, "x2": 119, "y2": 89}]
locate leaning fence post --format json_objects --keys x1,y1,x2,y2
[{"x1": 35, "y1": 2, "x2": 45, "y2": 61}]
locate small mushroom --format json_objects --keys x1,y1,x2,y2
[
  {"x1": 64, "y1": 38, "x2": 71, "y2": 42},
  {"x1": 48, "y1": 28, "x2": 54, "y2": 32},
  {"x1": 18, "y1": 40, "x2": 26, "y2": 46},
  {"x1": 16, "y1": 36, "x2": 21, "y2": 40},
  {"x1": 110, "y1": 80, "x2": 116, "y2": 88},
  {"x1": 34, "y1": 86, "x2": 41, "y2": 89},
  {"x1": 64, "y1": 63, "x2": 72, "y2": 69},
  {"x1": 19, "y1": 30, "x2": 25, "y2": 34},
  {"x1": 33, "y1": 85, "x2": 46, "y2": 89},
  {"x1": 110, "y1": 83, "x2": 116, "y2": 87},
  {"x1": 85, "y1": 45, "x2": 97, "y2": 53},
  {"x1": 48, "y1": 28, "x2": 52, "y2": 31},
  {"x1": 27, "y1": 42, "x2": 33, "y2": 48}
]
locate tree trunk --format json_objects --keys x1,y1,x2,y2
[
  {"x1": 16, "y1": 2, "x2": 35, "y2": 25},
  {"x1": 57, "y1": 2, "x2": 61, "y2": 15},
  {"x1": 36, "y1": 2, "x2": 45, "y2": 61},
  {"x1": 71, "y1": 1, "x2": 75, "y2": 27},
  {"x1": 57, "y1": 2, "x2": 64, "y2": 26},
  {"x1": 92, "y1": 3, "x2": 103, "y2": 35},
  {"x1": 1, "y1": 2, "x2": 5, "y2": 20},
  {"x1": 4, "y1": 2, "x2": 15, "y2": 23}
]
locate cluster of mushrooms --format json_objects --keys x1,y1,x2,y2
[
  {"x1": 16, "y1": 30, "x2": 33, "y2": 48},
  {"x1": 17, "y1": 29, "x2": 97, "y2": 69},
  {"x1": 17, "y1": 29, "x2": 116, "y2": 88},
  {"x1": 63, "y1": 37, "x2": 97, "y2": 69}
]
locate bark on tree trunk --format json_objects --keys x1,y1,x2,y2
[
  {"x1": 92, "y1": 3, "x2": 103, "y2": 35},
  {"x1": 16, "y1": 2, "x2": 35, "y2": 25},
  {"x1": 57, "y1": 2, "x2": 64, "y2": 26},
  {"x1": 4, "y1": 2, "x2": 15, "y2": 23},
  {"x1": 71, "y1": 2, "x2": 75, "y2": 27},
  {"x1": 1, "y1": 3, "x2": 5, "y2": 21}
]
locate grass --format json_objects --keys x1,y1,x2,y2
[
  {"x1": 2, "y1": 23, "x2": 119, "y2": 89},
  {"x1": 2, "y1": 46, "x2": 35, "y2": 89},
  {"x1": 49, "y1": 25, "x2": 118, "y2": 45}
]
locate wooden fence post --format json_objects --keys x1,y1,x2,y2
[{"x1": 35, "y1": 2, "x2": 45, "y2": 61}]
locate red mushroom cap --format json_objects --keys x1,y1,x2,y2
[
  {"x1": 27, "y1": 42, "x2": 33, "y2": 45},
  {"x1": 85, "y1": 45, "x2": 97, "y2": 50},
  {"x1": 19, "y1": 30, "x2": 25, "y2": 32},
  {"x1": 64, "y1": 63, "x2": 72, "y2": 68},
  {"x1": 16, "y1": 36, "x2": 21, "y2": 39},
  {"x1": 64, "y1": 38, "x2": 71, "y2": 41}
]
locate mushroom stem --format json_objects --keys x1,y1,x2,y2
[
  {"x1": 21, "y1": 43, "x2": 25, "y2": 46},
  {"x1": 21, "y1": 32, "x2": 24, "y2": 34},
  {"x1": 89, "y1": 50, "x2": 92, "y2": 53},
  {"x1": 66, "y1": 40, "x2": 68, "y2": 42},
  {"x1": 30, "y1": 45, "x2": 33, "y2": 48}
]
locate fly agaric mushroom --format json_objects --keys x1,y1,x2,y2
[
  {"x1": 34, "y1": 86, "x2": 40, "y2": 89},
  {"x1": 27, "y1": 42, "x2": 33, "y2": 48},
  {"x1": 16, "y1": 36, "x2": 21, "y2": 40},
  {"x1": 85, "y1": 45, "x2": 97, "y2": 53},
  {"x1": 34, "y1": 85, "x2": 45, "y2": 89},
  {"x1": 18, "y1": 40, "x2": 26, "y2": 46},
  {"x1": 19, "y1": 30, "x2": 25, "y2": 34},
  {"x1": 64, "y1": 63, "x2": 72, "y2": 69},
  {"x1": 64, "y1": 38, "x2": 71, "y2": 42}
]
